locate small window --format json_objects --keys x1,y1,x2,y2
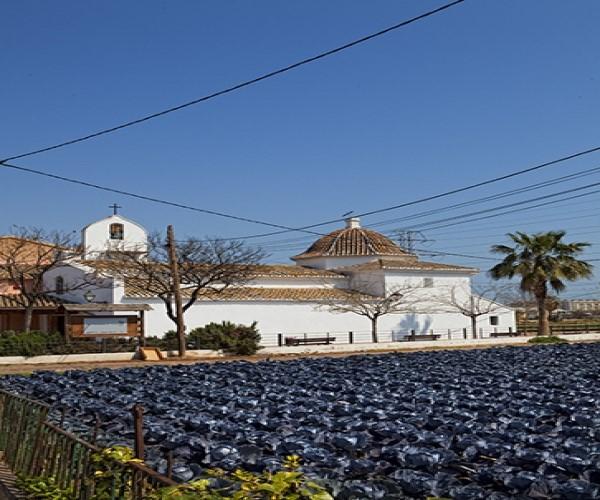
[
  {"x1": 55, "y1": 276, "x2": 65, "y2": 295},
  {"x1": 423, "y1": 277, "x2": 434, "y2": 288},
  {"x1": 489, "y1": 316, "x2": 499, "y2": 326},
  {"x1": 110, "y1": 223, "x2": 124, "y2": 240}
]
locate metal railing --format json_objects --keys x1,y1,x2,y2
[
  {"x1": 261, "y1": 327, "x2": 523, "y2": 347},
  {"x1": 0, "y1": 389, "x2": 176, "y2": 499}
]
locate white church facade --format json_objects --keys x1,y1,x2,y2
[{"x1": 43, "y1": 212, "x2": 515, "y2": 345}]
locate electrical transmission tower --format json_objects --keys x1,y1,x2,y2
[{"x1": 394, "y1": 230, "x2": 431, "y2": 253}]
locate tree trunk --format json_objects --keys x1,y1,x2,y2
[
  {"x1": 470, "y1": 315, "x2": 478, "y2": 339},
  {"x1": 23, "y1": 306, "x2": 33, "y2": 333},
  {"x1": 371, "y1": 317, "x2": 378, "y2": 343},
  {"x1": 167, "y1": 225, "x2": 186, "y2": 357},
  {"x1": 536, "y1": 294, "x2": 549, "y2": 336}
]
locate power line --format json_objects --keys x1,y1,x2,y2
[
  {"x1": 412, "y1": 248, "x2": 497, "y2": 262},
  {"x1": 428, "y1": 210, "x2": 600, "y2": 239},
  {"x1": 247, "y1": 204, "x2": 600, "y2": 250},
  {"x1": 0, "y1": 0, "x2": 465, "y2": 164},
  {"x1": 282, "y1": 145, "x2": 600, "y2": 235},
  {"x1": 405, "y1": 185, "x2": 600, "y2": 232},
  {"x1": 367, "y1": 166, "x2": 600, "y2": 229},
  {"x1": 4, "y1": 144, "x2": 600, "y2": 242},
  {"x1": 0, "y1": 161, "x2": 324, "y2": 237},
  {"x1": 225, "y1": 144, "x2": 600, "y2": 239}
]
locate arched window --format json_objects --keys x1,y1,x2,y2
[
  {"x1": 110, "y1": 223, "x2": 124, "y2": 240},
  {"x1": 55, "y1": 276, "x2": 65, "y2": 295}
]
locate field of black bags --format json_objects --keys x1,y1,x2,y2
[{"x1": 3, "y1": 343, "x2": 600, "y2": 499}]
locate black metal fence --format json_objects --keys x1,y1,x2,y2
[
  {"x1": 0, "y1": 390, "x2": 176, "y2": 499},
  {"x1": 262, "y1": 327, "x2": 524, "y2": 347}
]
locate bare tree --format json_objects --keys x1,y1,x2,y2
[
  {"x1": 0, "y1": 227, "x2": 89, "y2": 332},
  {"x1": 433, "y1": 284, "x2": 506, "y2": 339},
  {"x1": 112, "y1": 232, "x2": 265, "y2": 356},
  {"x1": 317, "y1": 283, "x2": 422, "y2": 343}
]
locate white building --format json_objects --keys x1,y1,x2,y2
[{"x1": 44, "y1": 212, "x2": 515, "y2": 345}]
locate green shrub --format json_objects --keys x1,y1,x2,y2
[
  {"x1": 145, "y1": 331, "x2": 180, "y2": 350},
  {"x1": 188, "y1": 322, "x2": 229, "y2": 350},
  {"x1": 528, "y1": 335, "x2": 569, "y2": 344},
  {"x1": 0, "y1": 330, "x2": 138, "y2": 357},
  {"x1": 150, "y1": 455, "x2": 332, "y2": 499},
  {"x1": 188, "y1": 321, "x2": 262, "y2": 355},
  {"x1": 0, "y1": 330, "x2": 65, "y2": 357}
]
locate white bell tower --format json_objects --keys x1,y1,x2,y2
[{"x1": 81, "y1": 205, "x2": 148, "y2": 260}]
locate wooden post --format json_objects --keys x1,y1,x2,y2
[
  {"x1": 166, "y1": 450, "x2": 173, "y2": 479},
  {"x1": 462, "y1": 328, "x2": 467, "y2": 339},
  {"x1": 326, "y1": 332, "x2": 330, "y2": 344},
  {"x1": 277, "y1": 333, "x2": 283, "y2": 347},
  {"x1": 448, "y1": 329, "x2": 452, "y2": 340},
  {"x1": 479, "y1": 327, "x2": 483, "y2": 338},
  {"x1": 64, "y1": 310, "x2": 71, "y2": 344},
  {"x1": 167, "y1": 225, "x2": 186, "y2": 358},
  {"x1": 508, "y1": 326, "x2": 513, "y2": 334},
  {"x1": 132, "y1": 404, "x2": 145, "y2": 460},
  {"x1": 348, "y1": 331, "x2": 354, "y2": 344},
  {"x1": 139, "y1": 310, "x2": 146, "y2": 347}
]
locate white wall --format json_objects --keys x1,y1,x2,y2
[
  {"x1": 249, "y1": 277, "x2": 345, "y2": 288},
  {"x1": 44, "y1": 263, "x2": 115, "y2": 304},
  {"x1": 348, "y1": 270, "x2": 386, "y2": 296},
  {"x1": 82, "y1": 215, "x2": 148, "y2": 260},
  {"x1": 122, "y1": 296, "x2": 514, "y2": 346}
]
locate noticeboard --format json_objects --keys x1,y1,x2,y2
[
  {"x1": 83, "y1": 317, "x2": 129, "y2": 335},
  {"x1": 68, "y1": 315, "x2": 139, "y2": 337}
]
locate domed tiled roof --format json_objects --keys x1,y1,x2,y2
[{"x1": 293, "y1": 218, "x2": 412, "y2": 260}]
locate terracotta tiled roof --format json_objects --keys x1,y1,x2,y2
[
  {"x1": 0, "y1": 236, "x2": 62, "y2": 264},
  {"x1": 247, "y1": 265, "x2": 343, "y2": 278},
  {"x1": 0, "y1": 293, "x2": 68, "y2": 309},
  {"x1": 124, "y1": 281, "x2": 358, "y2": 302},
  {"x1": 339, "y1": 258, "x2": 478, "y2": 273},
  {"x1": 84, "y1": 260, "x2": 343, "y2": 279},
  {"x1": 292, "y1": 227, "x2": 410, "y2": 260}
]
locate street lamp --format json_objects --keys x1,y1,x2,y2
[{"x1": 83, "y1": 290, "x2": 96, "y2": 303}]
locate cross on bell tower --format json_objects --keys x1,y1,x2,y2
[{"x1": 109, "y1": 203, "x2": 122, "y2": 215}]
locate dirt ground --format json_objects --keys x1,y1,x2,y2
[{"x1": 0, "y1": 341, "x2": 536, "y2": 375}]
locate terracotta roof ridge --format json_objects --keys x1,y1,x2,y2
[{"x1": 362, "y1": 229, "x2": 380, "y2": 255}]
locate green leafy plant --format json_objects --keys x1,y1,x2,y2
[
  {"x1": 528, "y1": 335, "x2": 569, "y2": 344},
  {"x1": 89, "y1": 445, "x2": 144, "y2": 499},
  {"x1": 16, "y1": 476, "x2": 74, "y2": 499},
  {"x1": 0, "y1": 330, "x2": 138, "y2": 357},
  {"x1": 150, "y1": 455, "x2": 332, "y2": 500},
  {"x1": 188, "y1": 321, "x2": 262, "y2": 355}
]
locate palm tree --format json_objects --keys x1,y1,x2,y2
[{"x1": 489, "y1": 231, "x2": 592, "y2": 336}]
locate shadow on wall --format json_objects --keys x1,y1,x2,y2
[{"x1": 392, "y1": 314, "x2": 433, "y2": 340}]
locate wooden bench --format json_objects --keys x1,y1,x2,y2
[
  {"x1": 490, "y1": 331, "x2": 523, "y2": 338},
  {"x1": 404, "y1": 334, "x2": 441, "y2": 342},
  {"x1": 285, "y1": 336, "x2": 336, "y2": 346}
]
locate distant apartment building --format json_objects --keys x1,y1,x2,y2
[{"x1": 563, "y1": 299, "x2": 600, "y2": 313}]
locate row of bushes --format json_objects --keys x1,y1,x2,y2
[
  {"x1": 0, "y1": 331, "x2": 138, "y2": 357},
  {"x1": 145, "y1": 321, "x2": 262, "y2": 355},
  {"x1": 0, "y1": 321, "x2": 261, "y2": 358}
]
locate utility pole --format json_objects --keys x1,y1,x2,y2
[{"x1": 166, "y1": 225, "x2": 186, "y2": 357}]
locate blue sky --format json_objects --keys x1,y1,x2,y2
[{"x1": 2, "y1": 1, "x2": 599, "y2": 296}]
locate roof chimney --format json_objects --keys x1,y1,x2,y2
[{"x1": 345, "y1": 217, "x2": 361, "y2": 229}]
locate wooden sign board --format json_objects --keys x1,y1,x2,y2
[{"x1": 69, "y1": 315, "x2": 139, "y2": 338}]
